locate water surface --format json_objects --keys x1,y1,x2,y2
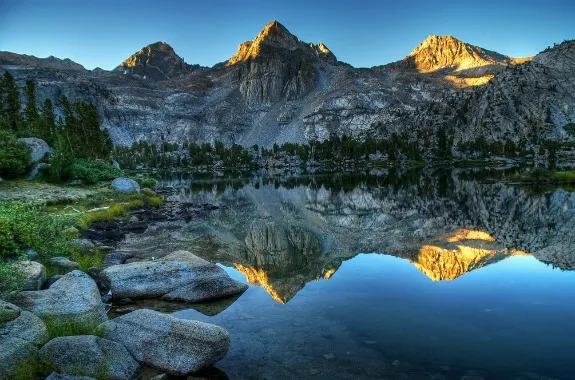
[{"x1": 126, "y1": 169, "x2": 575, "y2": 379}]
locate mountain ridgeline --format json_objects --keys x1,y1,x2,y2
[{"x1": 1, "y1": 21, "x2": 574, "y2": 155}]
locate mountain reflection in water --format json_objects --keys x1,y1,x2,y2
[
  {"x1": 118, "y1": 168, "x2": 575, "y2": 304},
  {"x1": 116, "y1": 169, "x2": 575, "y2": 379}
]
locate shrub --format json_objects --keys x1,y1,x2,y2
[
  {"x1": 0, "y1": 202, "x2": 76, "y2": 260},
  {"x1": 133, "y1": 176, "x2": 158, "y2": 189},
  {"x1": 0, "y1": 131, "x2": 31, "y2": 178},
  {"x1": 0, "y1": 260, "x2": 25, "y2": 297},
  {"x1": 71, "y1": 159, "x2": 122, "y2": 184}
]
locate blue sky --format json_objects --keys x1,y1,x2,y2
[{"x1": 0, "y1": 0, "x2": 573, "y2": 70}]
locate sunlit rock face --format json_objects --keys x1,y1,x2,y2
[
  {"x1": 226, "y1": 21, "x2": 337, "y2": 106},
  {"x1": 387, "y1": 35, "x2": 526, "y2": 75},
  {"x1": 115, "y1": 41, "x2": 199, "y2": 80}
]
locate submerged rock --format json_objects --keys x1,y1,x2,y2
[
  {"x1": 39, "y1": 335, "x2": 139, "y2": 380},
  {"x1": 0, "y1": 301, "x2": 48, "y2": 378},
  {"x1": 103, "y1": 309, "x2": 230, "y2": 375},
  {"x1": 111, "y1": 178, "x2": 140, "y2": 193},
  {"x1": 11, "y1": 270, "x2": 107, "y2": 328},
  {"x1": 101, "y1": 250, "x2": 248, "y2": 302}
]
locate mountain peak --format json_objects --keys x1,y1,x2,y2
[
  {"x1": 226, "y1": 20, "x2": 336, "y2": 66},
  {"x1": 115, "y1": 41, "x2": 194, "y2": 80},
  {"x1": 404, "y1": 35, "x2": 512, "y2": 73},
  {"x1": 256, "y1": 20, "x2": 298, "y2": 46}
]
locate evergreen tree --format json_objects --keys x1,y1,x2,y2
[
  {"x1": 39, "y1": 99, "x2": 57, "y2": 145},
  {"x1": 2, "y1": 72, "x2": 21, "y2": 133},
  {"x1": 24, "y1": 80, "x2": 39, "y2": 125}
]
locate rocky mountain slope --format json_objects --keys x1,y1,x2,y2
[{"x1": 1, "y1": 21, "x2": 573, "y2": 149}]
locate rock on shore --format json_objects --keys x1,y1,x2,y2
[
  {"x1": 39, "y1": 335, "x2": 139, "y2": 380},
  {"x1": 103, "y1": 309, "x2": 230, "y2": 375},
  {"x1": 0, "y1": 300, "x2": 48, "y2": 378},
  {"x1": 11, "y1": 270, "x2": 107, "y2": 328},
  {"x1": 101, "y1": 250, "x2": 248, "y2": 302}
]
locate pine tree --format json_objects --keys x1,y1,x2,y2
[
  {"x1": 39, "y1": 99, "x2": 57, "y2": 145},
  {"x1": 2, "y1": 72, "x2": 21, "y2": 133},
  {"x1": 24, "y1": 80, "x2": 39, "y2": 125}
]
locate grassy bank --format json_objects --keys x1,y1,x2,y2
[{"x1": 0, "y1": 179, "x2": 164, "y2": 296}]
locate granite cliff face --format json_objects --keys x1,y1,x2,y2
[
  {"x1": 225, "y1": 21, "x2": 336, "y2": 106},
  {"x1": 1, "y1": 21, "x2": 573, "y2": 148}
]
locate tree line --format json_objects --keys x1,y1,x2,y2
[{"x1": 0, "y1": 71, "x2": 113, "y2": 180}]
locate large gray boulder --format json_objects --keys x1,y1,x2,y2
[
  {"x1": 11, "y1": 271, "x2": 107, "y2": 328},
  {"x1": 39, "y1": 335, "x2": 139, "y2": 380},
  {"x1": 17, "y1": 137, "x2": 53, "y2": 163},
  {"x1": 111, "y1": 178, "x2": 140, "y2": 193},
  {"x1": 0, "y1": 301, "x2": 48, "y2": 379},
  {"x1": 103, "y1": 309, "x2": 229, "y2": 375},
  {"x1": 17, "y1": 260, "x2": 47, "y2": 291},
  {"x1": 101, "y1": 250, "x2": 248, "y2": 302}
]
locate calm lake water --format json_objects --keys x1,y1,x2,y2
[{"x1": 128, "y1": 169, "x2": 575, "y2": 380}]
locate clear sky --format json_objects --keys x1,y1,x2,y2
[{"x1": 0, "y1": 0, "x2": 573, "y2": 70}]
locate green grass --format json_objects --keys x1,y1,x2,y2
[
  {"x1": 43, "y1": 315, "x2": 106, "y2": 340},
  {"x1": 0, "y1": 187, "x2": 164, "y2": 294},
  {"x1": 10, "y1": 355, "x2": 55, "y2": 380}
]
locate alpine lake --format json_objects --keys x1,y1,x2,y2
[{"x1": 114, "y1": 167, "x2": 575, "y2": 380}]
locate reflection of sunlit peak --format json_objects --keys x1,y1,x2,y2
[
  {"x1": 412, "y1": 244, "x2": 530, "y2": 281},
  {"x1": 234, "y1": 264, "x2": 288, "y2": 304},
  {"x1": 323, "y1": 268, "x2": 337, "y2": 280},
  {"x1": 446, "y1": 229, "x2": 495, "y2": 243},
  {"x1": 510, "y1": 249, "x2": 531, "y2": 256}
]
